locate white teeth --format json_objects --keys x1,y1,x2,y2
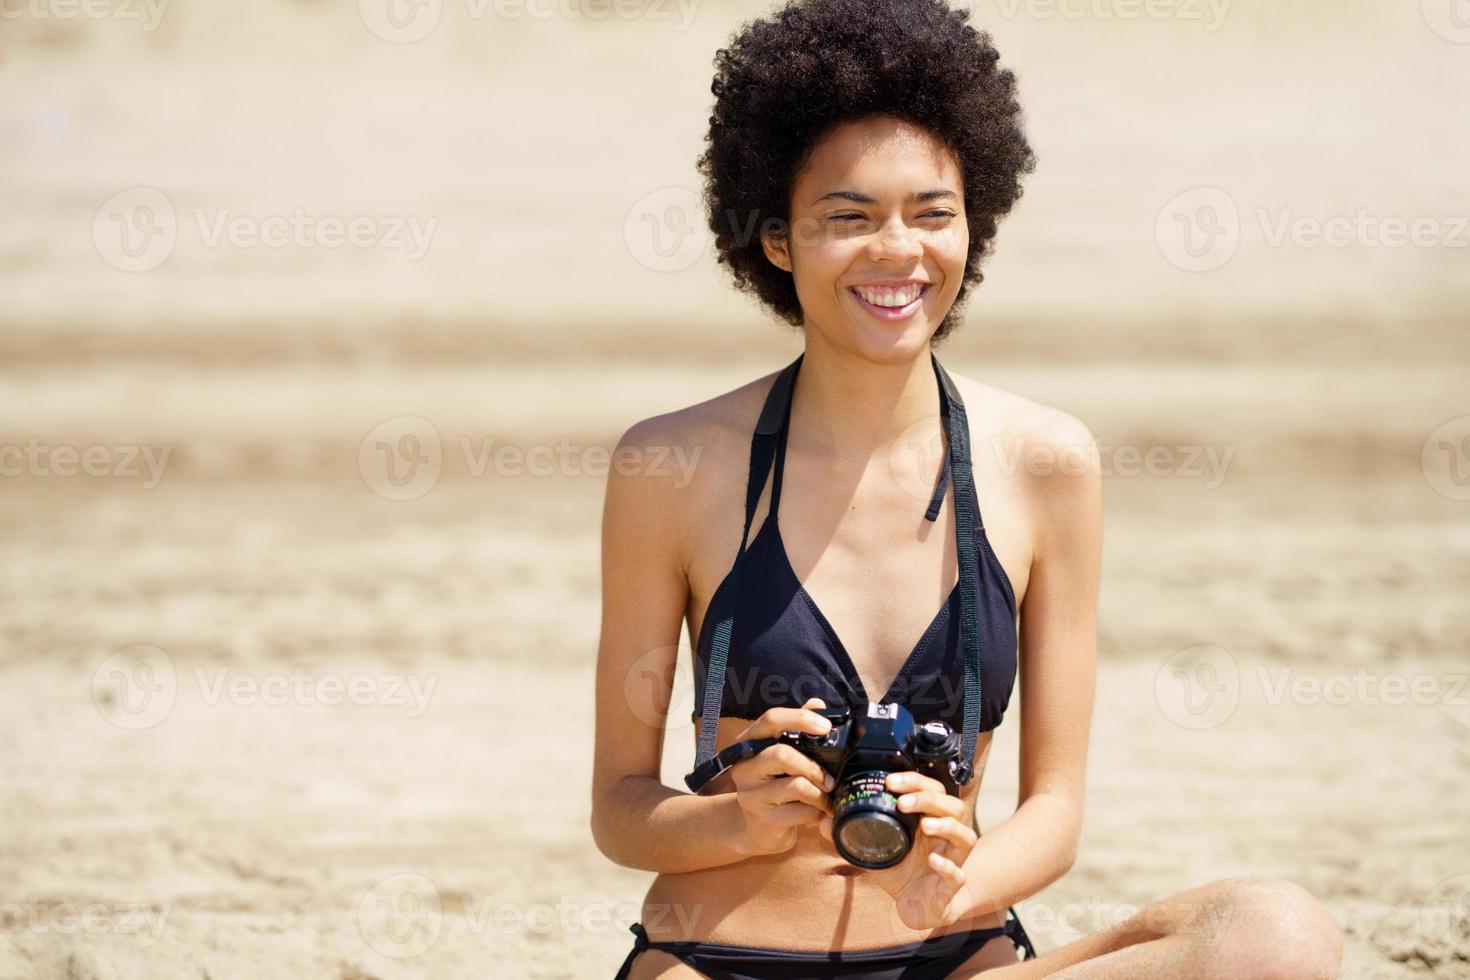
[{"x1": 855, "y1": 284, "x2": 923, "y2": 308}]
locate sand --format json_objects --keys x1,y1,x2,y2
[{"x1": 3, "y1": 0, "x2": 1469, "y2": 976}]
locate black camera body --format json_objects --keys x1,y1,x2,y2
[{"x1": 778, "y1": 701, "x2": 964, "y2": 869}]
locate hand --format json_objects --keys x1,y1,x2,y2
[
  {"x1": 819, "y1": 769, "x2": 977, "y2": 930},
  {"x1": 725, "y1": 698, "x2": 837, "y2": 857}
]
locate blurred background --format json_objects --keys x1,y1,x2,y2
[{"x1": 2, "y1": 0, "x2": 1468, "y2": 976}]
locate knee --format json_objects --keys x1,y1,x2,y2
[{"x1": 1202, "y1": 875, "x2": 1344, "y2": 980}]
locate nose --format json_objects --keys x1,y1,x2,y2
[{"x1": 867, "y1": 214, "x2": 924, "y2": 263}]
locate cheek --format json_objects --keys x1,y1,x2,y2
[{"x1": 793, "y1": 235, "x2": 860, "y2": 291}]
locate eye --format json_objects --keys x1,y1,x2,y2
[
  {"x1": 921, "y1": 210, "x2": 956, "y2": 220},
  {"x1": 830, "y1": 213, "x2": 867, "y2": 223}
]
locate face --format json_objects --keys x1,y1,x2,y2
[{"x1": 761, "y1": 114, "x2": 969, "y2": 361}]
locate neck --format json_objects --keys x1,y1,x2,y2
[{"x1": 789, "y1": 334, "x2": 943, "y2": 460}]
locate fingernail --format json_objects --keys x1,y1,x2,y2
[
  {"x1": 824, "y1": 774, "x2": 835, "y2": 790},
  {"x1": 899, "y1": 795, "x2": 914, "y2": 810}
]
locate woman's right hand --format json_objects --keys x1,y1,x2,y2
[{"x1": 726, "y1": 697, "x2": 839, "y2": 857}]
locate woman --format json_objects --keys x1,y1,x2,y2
[{"x1": 592, "y1": 0, "x2": 1345, "y2": 975}]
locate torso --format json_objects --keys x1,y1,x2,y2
[{"x1": 645, "y1": 361, "x2": 1037, "y2": 953}]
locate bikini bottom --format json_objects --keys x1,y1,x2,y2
[{"x1": 613, "y1": 905, "x2": 1037, "y2": 979}]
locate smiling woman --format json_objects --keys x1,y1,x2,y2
[{"x1": 590, "y1": 0, "x2": 1345, "y2": 977}]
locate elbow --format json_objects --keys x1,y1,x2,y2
[
  {"x1": 589, "y1": 799, "x2": 625, "y2": 866},
  {"x1": 590, "y1": 782, "x2": 643, "y2": 870}
]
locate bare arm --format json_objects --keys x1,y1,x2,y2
[
  {"x1": 956, "y1": 411, "x2": 1103, "y2": 918},
  {"x1": 589, "y1": 417, "x2": 753, "y2": 873}
]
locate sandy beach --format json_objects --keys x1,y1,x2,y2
[{"x1": 3, "y1": 0, "x2": 1469, "y2": 976}]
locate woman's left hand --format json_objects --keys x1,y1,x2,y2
[{"x1": 819, "y1": 770, "x2": 977, "y2": 930}]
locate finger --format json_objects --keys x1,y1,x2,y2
[
  {"x1": 765, "y1": 800, "x2": 829, "y2": 828},
  {"x1": 749, "y1": 774, "x2": 832, "y2": 813},
  {"x1": 746, "y1": 704, "x2": 835, "y2": 740},
  {"x1": 886, "y1": 770, "x2": 948, "y2": 799},
  {"x1": 918, "y1": 815, "x2": 978, "y2": 853},
  {"x1": 751, "y1": 743, "x2": 835, "y2": 792},
  {"x1": 895, "y1": 789, "x2": 965, "y2": 821},
  {"x1": 818, "y1": 814, "x2": 833, "y2": 842},
  {"x1": 926, "y1": 850, "x2": 967, "y2": 891}
]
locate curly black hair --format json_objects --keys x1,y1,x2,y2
[{"x1": 696, "y1": 0, "x2": 1035, "y2": 344}]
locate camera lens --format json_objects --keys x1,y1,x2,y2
[{"x1": 831, "y1": 771, "x2": 914, "y2": 869}]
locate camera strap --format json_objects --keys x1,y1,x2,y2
[{"x1": 688, "y1": 350, "x2": 983, "y2": 791}]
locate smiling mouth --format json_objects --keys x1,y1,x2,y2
[{"x1": 848, "y1": 283, "x2": 931, "y2": 321}]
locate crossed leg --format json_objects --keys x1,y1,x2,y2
[{"x1": 956, "y1": 875, "x2": 1344, "y2": 979}]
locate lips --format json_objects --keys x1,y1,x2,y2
[{"x1": 848, "y1": 283, "x2": 930, "y2": 322}]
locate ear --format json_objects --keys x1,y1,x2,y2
[{"x1": 761, "y1": 226, "x2": 793, "y2": 274}]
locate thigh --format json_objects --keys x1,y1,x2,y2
[{"x1": 950, "y1": 879, "x2": 1236, "y2": 978}]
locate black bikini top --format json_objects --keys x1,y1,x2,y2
[{"x1": 687, "y1": 351, "x2": 1018, "y2": 790}]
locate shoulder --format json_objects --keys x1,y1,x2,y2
[
  {"x1": 605, "y1": 365, "x2": 786, "y2": 564},
  {"x1": 946, "y1": 368, "x2": 1102, "y2": 514},
  {"x1": 611, "y1": 366, "x2": 781, "y2": 482}
]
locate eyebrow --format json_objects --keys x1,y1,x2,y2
[{"x1": 812, "y1": 188, "x2": 959, "y2": 206}]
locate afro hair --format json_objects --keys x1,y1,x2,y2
[{"x1": 696, "y1": 0, "x2": 1036, "y2": 343}]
